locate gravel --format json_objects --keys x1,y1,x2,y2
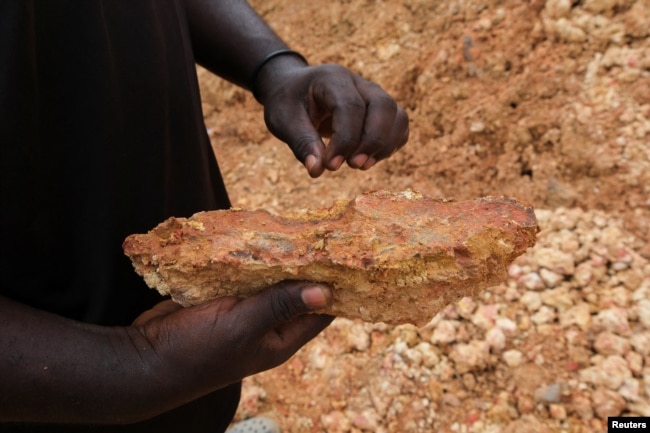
[{"x1": 239, "y1": 206, "x2": 650, "y2": 432}]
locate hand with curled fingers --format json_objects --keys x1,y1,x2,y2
[
  {"x1": 255, "y1": 61, "x2": 409, "y2": 178},
  {"x1": 132, "y1": 281, "x2": 334, "y2": 395}
]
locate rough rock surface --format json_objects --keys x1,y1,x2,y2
[{"x1": 123, "y1": 191, "x2": 538, "y2": 325}]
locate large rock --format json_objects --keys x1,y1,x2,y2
[{"x1": 123, "y1": 191, "x2": 538, "y2": 325}]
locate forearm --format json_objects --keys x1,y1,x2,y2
[
  {"x1": 0, "y1": 296, "x2": 190, "y2": 424},
  {"x1": 183, "y1": 0, "x2": 304, "y2": 91}
]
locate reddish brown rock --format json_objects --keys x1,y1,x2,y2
[{"x1": 123, "y1": 191, "x2": 538, "y2": 325}]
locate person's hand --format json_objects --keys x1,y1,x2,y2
[
  {"x1": 131, "y1": 281, "x2": 334, "y2": 399},
  {"x1": 256, "y1": 62, "x2": 409, "y2": 178}
]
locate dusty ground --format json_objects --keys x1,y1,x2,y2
[{"x1": 197, "y1": 0, "x2": 650, "y2": 431}]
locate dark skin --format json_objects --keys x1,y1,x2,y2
[
  {"x1": 0, "y1": 0, "x2": 408, "y2": 424},
  {"x1": 0, "y1": 282, "x2": 333, "y2": 423}
]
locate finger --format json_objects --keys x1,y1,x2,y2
[
  {"x1": 264, "y1": 101, "x2": 327, "y2": 178},
  {"x1": 236, "y1": 281, "x2": 332, "y2": 337},
  {"x1": 308, "y1": 75, "x2": 367, "y2": 171},
  {"x1": 352, "y1": 80, "x2": 410, "y2": 169},
  {"x1": 362, "y1": 105, "x2": 410, "y2": 169},
  {"x1": 345, "y1": 80, "x2": 397, "y2": 169}
]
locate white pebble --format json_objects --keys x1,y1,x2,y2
[
  {"x1": 619, "y1": 378, "x2": 641, "y2": 402},
  {"x1": 503, "y1": 349, "x2": 524, "y2": 367},
  {"x1": 631, "y1": 333, "x2": 650, "y2": 356},
  {"x1": 485, "y1": 327, "x2": 507, "y2": 352},
  {"x1": 540, "y1": 268, "x2": 564, "y2": 287},
  {"x1": 520, "y1": 272, "x2": 545, "y2": 291},
  {"x1": 457, "y1": 296, "x2": 477, "y2": 319},
  {"x1": 521, "y1": 291, "x2": 543, "y2": 312},
  {"x1": 496, "y1": 317, "x2": 518, "y2": 335},
  {"x1": 595, "y1": 308, "x2": 632, "y2": 336},
  {"x1": 545, "y1": 0, "x2": 571, "y2": 18},
  {"x1": 415, "y1": 342, "x2": 440, "y2": 368},
  {"x1": 626, "y1": 351, "x2": 644, "y2": 376},
  {"x1": 593, "y1": 331, "x2": 631, "y2": 356},
  {"x1": 534, "y1": 247, "x2": 576, "y2": 275},
  {"x1": 471, "y1": 305, "x2": 498, "y2": 329},
  {"x1": 592, "y1": 387, "x2": 626, "y2": 418},
  {"x1": 549, "y1": 403, "x2": 567, "y2": 420},
  {"x1": 573, "y1": 262, "x2": 593, "y2": 287},
  {"x1": 541, "y1": 287, "x2": 574, "y2": 311},
  {"x1": 531, "y1": 306, "x2": 557, "y2": 325},
  {"x1": 470, "y1": 121, "x2": 485, "y2": 133},
  {"x1": 580, "y1": 355, "x2": 632, "y2": 390},
  {"x1": 636, "y1": 299, "x2": 650, "y2": 329},
  {"x1": 450, "y1": 341, "x2": 490, "y2": 373},
  {"x1": 431, "y1": 320, "x2": 457, "y2": 344},
  {"x1": 560, "y1": 303, "x2": 592, "y2": 330}
]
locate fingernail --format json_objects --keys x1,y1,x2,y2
[
  {"x1": 330, "y1": 155, "x2": 345, "y2": 170},
  {"x1": 350, "y1": 153, "x2": 369, "y2": 168},
  {"x1": 305, "y1": 154, "x2": 317, "y2": 173},
  {"x1": 301, "y1": 285, "x2": 331, "y2": 308},
  {"x1": 361, "y1": 157, "x2": 376, "y2": 170}
]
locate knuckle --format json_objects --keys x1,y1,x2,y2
[
  {"x1": 332, "y1": 136, "x2": 361, "y2": 157},
  {"x1": 342, "y1": 99, "x2": 366, "y2": 115},
  {"x1": 359, "y1": 134, "x2": 388, "y2": 155},
  {"x1": 374, "y1": 93, "x2": 398, "y2": 112}
]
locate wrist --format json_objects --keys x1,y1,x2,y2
[{"x1": 251, "y1": 49, "x2": 308, "y2": 103}]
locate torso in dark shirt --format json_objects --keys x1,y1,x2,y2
[
  {"x1": 0, "y1": 2, "x2": 240, "y2": 432},
  {"x1": 0, "y1": 0, "x2": 231, "y2": 326}
]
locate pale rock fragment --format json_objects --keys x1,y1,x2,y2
[
  {"x1": 450, "y1": 340, "x2": 490, "y2": 373},
  {"x1": 636, "y1": 299, "x2": 650, "y2": 329},
  {"x1": 619, "y1": 378, "x2": 641, "y2": 402},
  {"x1": 485, "y1": 327, "x2": 507, "y2": 352},
  {"x1": 553, "y1": 18, "x2": 587, "y2": 43},
  {"x1": 592, "y1": 387, "x2": 626, "y2": 419},
  {"x1": 503, "y1": 349, "x2": 524, "y2": 367},
  {"x1": 431, "y1": 320, "x2": 457, "y2": 344},
  {"x1": 320, "y1": 411, "x2": 351, "y2": 433},
  {"x1": 539, "y1": 268, "x2": 563, "y2": 287},
  {"x1": 594, "y1": 308, "x2": 632, "y2": 336},
  {"x1": 544, "y1": 0, "x2": 571, "y2": 19},
  {"x1": 534, "y1": 247, "x2": 575, "y2": 275},
  {"x1": 580, "y1": 355, "x2": 631, "y2": 390},
  {"x1": 549, "y1": 403, "x2": 567, "y2": 420},
  {"x1": 583, "y1": 0, "x2": 618, "y2": 14},
  {"x1": 593, "y1": 331, "x2": 631, "y2": 356},
  {"x1": 626, "y1": 351, "x2": 644, "y2": 376},
  {"x1": 559, "y1": 303, "x2": 592, "y2": 330},
  {"x1": 521, "y1": 291, "x2": 543, "y2": 312},
  {"x1": 630, "y1": 333, "x2": 650, "y2": 356}
]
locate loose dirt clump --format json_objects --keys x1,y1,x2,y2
[{"x1": 197, "y1": 0, "x2": 649, "y2": 431}]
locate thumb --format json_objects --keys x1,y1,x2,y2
[{"x1": 241, "y1": 281, "x2": 332, "y2": 335}]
